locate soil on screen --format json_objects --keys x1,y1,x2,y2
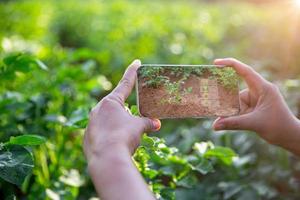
[{"x1": 137, "y1": 65, "x2": 240, "y2": 118}]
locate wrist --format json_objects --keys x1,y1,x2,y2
[
  {"x1": 87, "y1": 143, "x2": 132, "y2": 175},
  {"x1": 86, "y1": 141, "x2": 155, "y2": 200},
  {"x1": 87, "y1": 144, "x2": 144, "y2": 198},
  {"x1": 278, "y1": 117, "x2": 300, "y2": 155}
]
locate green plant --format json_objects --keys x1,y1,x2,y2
[
  {"x1": 139, "y1": 65, "x2": 238, "y2": 105},
  {"x1": 129, "y1": 105, "x2": 237, "y2": 200},
  {"x1": 209, "y1": 67, "x2": 239, "y2": 90},
  {"x1": 140, "y1": 66, "x2": 168, "y2": 88},
  {"x1": 0, "y1": 134, "x2": 46, "y2": 186},
  {"x1": 1, "y1": 1, "x2": 300, "y2": 199},
  {"x1": 0, "y1": 53, "x2": 48, "y2": 83}
]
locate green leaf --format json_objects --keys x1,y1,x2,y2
[
  {"x1": 4, "y1": 53, "x2": 33, "y2": 73},
  {"x1": 3, "y1": 53, "x2": 22, "y2": 66},
  {"x1": 160, "y1": 165, "x2": 176, "y2": 176},
  {"x1": 65, "y1": 108, "x2": 89, "y2": 129},
  {"x1": 141, "y1": 135, "x2": 155, "y2": 148},
  {"x1": 192, "y1": 157, "x2": 214, "y2": 174},
  {"x1": 176, "y1": 175, "x2": 198, "y2": 188},
  {"x1": 160, "y1": 188, "x2": 175, "y2": 200},
  {"x1": 2, "y1": 53, "x2": 48, "y2": 78},
  {"x1": 0, "y1": 145, "x2": 34, "y2": 186},
  {"x1": 7, "y1": 135, "x2": 46, "y2": 146},
  {"x1": 204, "y1": 146, "x2": 236, "y2": 165},
  {"x1": 144, "y1": 168, "x2": 159, "y2": 179},
  {"x1": 130, "y1": 105, "x2": 139, "y2": 116}
]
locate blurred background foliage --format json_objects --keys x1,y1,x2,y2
[{"x1": 0, "y1": 0, "x2": 300, "y2": 199}]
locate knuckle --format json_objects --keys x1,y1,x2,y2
[
  {"x1": 135, "y1": 118, "x2": 153, "y2": 133},
  {"x1": 91, "y1": 97, "x2": 114, "y2": 113},
  {"x1": 261, "y1": 81, "x2": 272, "y2": 91},
  {"x1": 242, "y1": 70, "x2": 252, "y2": 79},
  {"x1": 99, "y1": 97, "x2": 112, "y2": 107},
  {"x1": 144, "y1": 118, "x2": 154, "y2": 131},
  {"x1": 107, "y1": 94, "x2": 123, "y2": 105},
  {"x1": 227, "y1": 57, "x2": 237, "y2": 63},
  {"x1": 228, "y1": 57, "x2": 236, "y2": 61},
  {"x1": 227, "y1": 120, "x2": 239, "y2": 130},
  {"x1": 119, "y1": 77, "x2": 131, "y2": 89},
  {"x1": 241, "y1": 64, "x2": 254, "y2": 75},
  {"x1": 266, "y1": 82, "x2": 280, "y2": 93},
  {"x1": 244, "y1": 65, "x2": 254, "y2": 72},
  {"x1": 271, "y1": 83, "x2": 280, "y2": 92}
]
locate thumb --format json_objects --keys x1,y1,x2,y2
[
  {"x1": 139, "y1": 117, "x2": 161, "y2": 133},
  {"x1": 213, "y1": 114, "x2": 253, "y2": 131}
]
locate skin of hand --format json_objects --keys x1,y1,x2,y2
[
  {"x1": 83, "y1": 59, "x2": 160, "y2": 200},
  {"x1": 213, "y1": 58, "x2": 300, "y2": 155}
]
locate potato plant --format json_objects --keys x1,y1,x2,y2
[
  {"x1": 1, "y1": 0, "x2": 300, "y2": 199},
  {"x1": 129, "y1": 105, "x2": 237, "y2": 199},
  {"x1": 140, "y1": 66, "x2": 238, "y2": 92},
  {"x1": 0, "y1": 54, "x2": 237, "y2": 199}
]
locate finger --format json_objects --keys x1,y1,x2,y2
[
  {"x1": 213, "y1": 113, "x2": 254, "y2": 131},
  {"x1": 239, "y1": 89, "x2": 249, "y2": 103},
  {"x1": 214, "y1": 58, "x2": 266, "y2": 92},
  {"x1": 138, "y1": 117, "x2": 161, "y2": 133},
  {"x1": 239, "y1": 89, "x2": 250, "y2": 113},
  {"x1": 110, "y1": 59, "x2": 141, "y2": 103}
]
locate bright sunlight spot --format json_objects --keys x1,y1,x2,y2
[{"x1": 294, "y1": 0, "x2": 300, "y2": 7}]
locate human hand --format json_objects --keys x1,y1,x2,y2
[
  {"x1": 84, "y1": 59, "x2": 161, "y2": 162},
  {"x1": 212, "y1": 58, "x2": 300, "y2": 154},
  {"x1": 83, "y1": 60, "x2": 159, "y2": 200}
]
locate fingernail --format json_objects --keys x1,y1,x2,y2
[
  {"x1": 152, "y1": 119, "x2": 161, "y2": 131},
  {"x1": 214, "y1": 122, "x2": 225, "y2": 130},
  {"x1": 214, "y1": 118, "x2": 225, "y2": 130},
  {"x1": 133, "y1": 59, "x2": 141, "y2": 65}
]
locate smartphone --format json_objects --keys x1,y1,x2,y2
[{"x1": 136, "y1": 64, "x2": 240, "y2": 119}]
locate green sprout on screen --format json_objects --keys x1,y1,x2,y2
[
  {"x1": 138, "y1": 65, "x2": 239, "y2": 105},
  {"x1": 209, "y1": 67, "x2": 239, "y2": 90}
]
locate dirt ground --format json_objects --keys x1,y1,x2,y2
[{"x1": 137, "y1": 71, "x2": 240, "y2": 119}]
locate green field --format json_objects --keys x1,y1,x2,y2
[{"x1": 1, "y1": 0, "x2": 300, "y2": 199}]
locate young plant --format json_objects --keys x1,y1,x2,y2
[
  {"x1": 209, "y1": 67, "x2": 239, "y2": 90},
  {"x1": 129, "y1": 105, "x2": 237, "y2": 199},
  {"x1": 0, "y1": 135, "x2": 46, "y2": 186}
]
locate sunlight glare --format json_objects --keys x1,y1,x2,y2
[{"x1": 295, "y1": 0, "x2": 300, "y2": 7}]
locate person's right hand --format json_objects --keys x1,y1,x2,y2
[{"x1": 212, "y1": 58, "x2": 300, "y2": 155}]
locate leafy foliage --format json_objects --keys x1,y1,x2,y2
[
  {"x1": 0, "y1": 53, "x2": 48, "y2": 82},
  {"x1": 0, "y1": 134, "x2": 46, "y2": 186},
  {"x1": 209, "y1": 67, "x2": 240, "y2": 89},
  {"x1": 133, "y1": 114, "x2": 237, "y2": 199},
  {"x1": 6, "y1": 135, "x2": 46, "y2": 146},
  {"x1": 0, "y1": 145, "x2": 34, "y2": 187},
  {"x1": 0, "y1": 0, "x2": 300, "y2": 199},
  {"x1": 139, "y1": 65, "x2": 239, "y2": 104}
]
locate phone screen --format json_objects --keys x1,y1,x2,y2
[{"x1": 136, "y1": 64, "x2": 240, "y2": 119}]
